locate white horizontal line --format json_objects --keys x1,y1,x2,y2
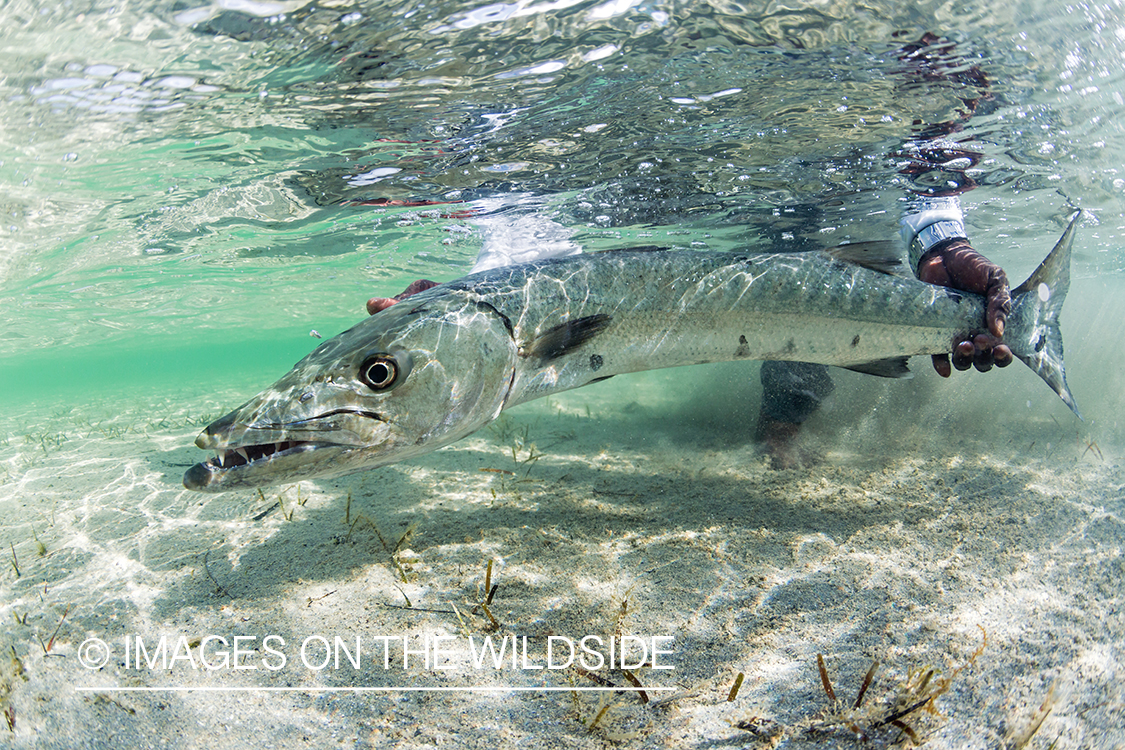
[{"x1": 75, "y1": 686, "x2": 676, "y2": 693}]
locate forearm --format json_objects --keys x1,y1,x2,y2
[
  {"x1": 892, "y1": 35, "x2": 1012, "y2": 372},
  {"x1": 893, "y1": 34, "x2": 991, "y2": 275}
]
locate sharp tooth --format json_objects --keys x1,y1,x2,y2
[
  {"x1": 275, "y1": 443, "x2": 284, "y2": 454},
  {"x1": 236, "y1": 448, "x2": 249, "y2": 463},
  {"x1": 215, "y1": 450, "x2": 224, "y2": 468}
]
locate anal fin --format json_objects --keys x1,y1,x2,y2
[{"x1": 841, "y1": 357, "x2": 913, "y2": 378}]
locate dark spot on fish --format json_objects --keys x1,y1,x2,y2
[
  {"x1": 735, "y1": 334, "x2": 750, "y2": 358},
  {"x1": 851, "y1": 335, "x2": 860, "y2": 348},
  {"x1": 590, "y1": 354, "x2": 604, "y2": 371},
  {"x1": 523, "y1": 314, "x2": 612, "y2": 363},
  {"x1": 785, "y1": 338, "x2": 797, "y2": 353}
]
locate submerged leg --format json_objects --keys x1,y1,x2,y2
[{"x1": 755, "y1": 361, "x2": 835, "y2": 469}]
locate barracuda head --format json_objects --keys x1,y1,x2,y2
[{"x1": 184, "y1": 292, "x2": 517, "y2": 492}]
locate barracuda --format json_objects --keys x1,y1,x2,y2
[{"x1": 184, "y1": 214, "x2": 1081, "y2": 492}]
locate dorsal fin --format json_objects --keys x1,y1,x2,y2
[{"x1": 826, "y1": 241, "x2": 903, "y2": 275}]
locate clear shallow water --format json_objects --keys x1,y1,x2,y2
[{"x1": 1, "y1": 0, "x2": 1123, "y2": 423}]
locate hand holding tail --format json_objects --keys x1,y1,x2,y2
[{"x1": 917, "y1": 237, "x2": 1013, "y2": 376}]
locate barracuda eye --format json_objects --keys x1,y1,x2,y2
[
  {"x1": 359, "y1": 356, "x2": 397, "y2": 390},
  {"x1": 358, "y1": 352, "x2": 412, "y2": 391}
]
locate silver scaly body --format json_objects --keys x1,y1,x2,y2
[{"x1": 184, "y1": 214, "x2": 1081, "y2": 491}]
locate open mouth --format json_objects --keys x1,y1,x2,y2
[
  {"x1": 207, "y1": 440, "x2": 314, "y2": 470},
  {"x1": 184, "y1": 440, "x2": 347, "y2": 491},
  {"x1": 185, "y1": 408, "x2": 388, "y2": 491}
]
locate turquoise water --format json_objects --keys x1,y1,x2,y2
[{"x1": 2, "y1": 0, "x2": 1123, "y2": 422}]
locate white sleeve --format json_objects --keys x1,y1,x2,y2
[{"x1": 900, "y1": 195, "x2": 967, "y2": 274}]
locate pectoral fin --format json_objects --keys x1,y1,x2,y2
[{"x1": 523, "y1": 313, "x2": 613, "y2": 362}]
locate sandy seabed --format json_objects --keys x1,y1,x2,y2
[{"x1": 0, "y1": 366, "x2": 1121, "y2": 750}]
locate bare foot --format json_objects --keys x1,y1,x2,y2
[{"x1": 754, "y1": 416, "x2": 806, "y2": 470}]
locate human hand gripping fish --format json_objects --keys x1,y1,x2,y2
[
  {"x1": 916, "y1": 237, "x2": 1013, "y2": 377},
  {"x1": 184, "y1": 213, "x2": 1082, "y2": 492}
]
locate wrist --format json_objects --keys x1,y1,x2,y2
[
  {"x1": 912, "y1": 220, "x2": 968, "y2": 253},
  {"x1": 908, "y1": 219, "x2": 968, "y2": 276},
  {"x1": 900, "y1": 195, "x2": 967, "y2": 274}
]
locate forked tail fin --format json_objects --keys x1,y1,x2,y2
[{"x1": 1007, "y1": 211, "x2": 1082, "y2": 419}]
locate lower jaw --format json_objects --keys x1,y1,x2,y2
[
  {"x1": 182, "y1": 444, "x2": 348, "y2": 492},
  {"x1": 183, "y1": 460, "x2": 300, "y2": 492},
  {"x1": 183, "y1": 461, "x2": 224, "y2": 491}
]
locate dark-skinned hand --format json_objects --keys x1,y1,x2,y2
[
  {"x1": 365, "y1": 279, "x2": 440, "y2": 315},
  {"x1": 916, "y1": 237, "x2": 1013, "y2": 377}
]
